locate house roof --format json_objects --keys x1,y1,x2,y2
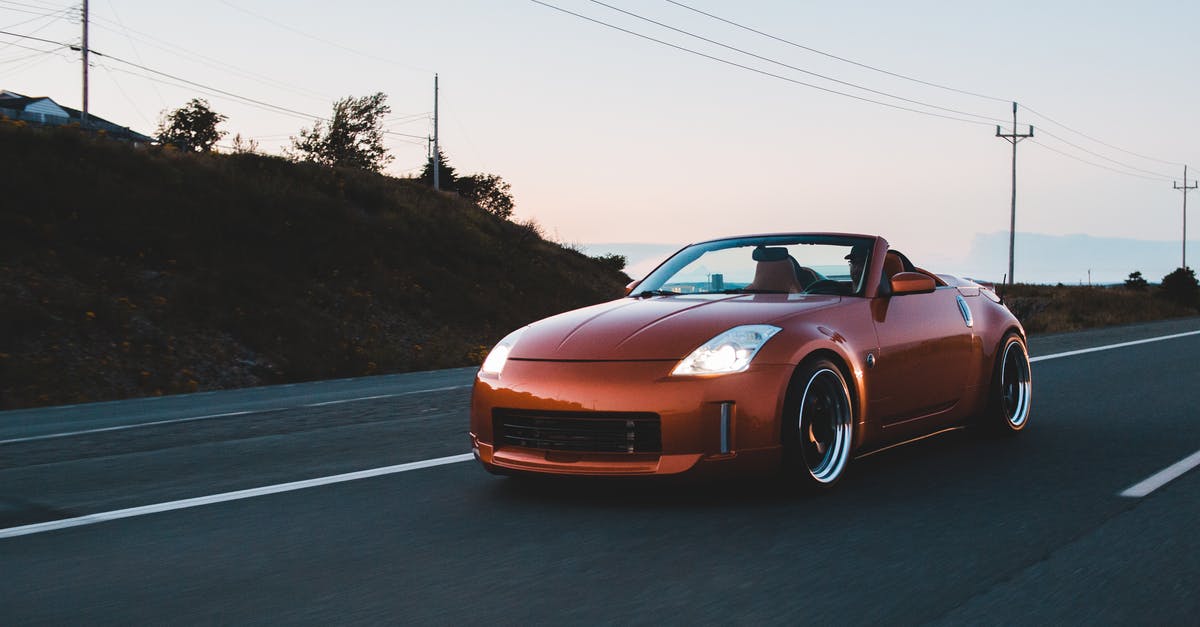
[{"x1": 0, "y1": 89, "x2": 154, "y2": 143}]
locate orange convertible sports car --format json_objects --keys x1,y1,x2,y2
[{"x1": 470, "y1": 233, "x2": 1031, "y2": 488}]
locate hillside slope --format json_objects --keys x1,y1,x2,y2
[{"x1": 0, "y1": 124, "x2": 628, "y2": 409}]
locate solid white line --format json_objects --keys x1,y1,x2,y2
[
  {"x1": 0, "y1": 411, "x2": 259, "y2": 445},
  {"x1": 0, "y1": 453, "x2": 475, "y2": 540},
  {"x1": 1119, "y1": 449, "x2": 1200, "y2": 498},
  {"x1": 303, "y1": 385, "x2": 470, "y2": 407},
  {"x1": 0, "y1": 384, "x2": 473, "y2": 445},
  {"x1": 1029, "y1": 329, "x2": 1200, "y2": 363}
]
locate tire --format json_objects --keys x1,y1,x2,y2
[
  {"x1": 781, "y1": 358, "x2": 855, "y2": 490},
  {"x1": 983, "y1": 332, "x2": 1032, "y2": 435}
]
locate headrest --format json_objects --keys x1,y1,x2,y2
[{"x1": 752, "y1": 246, "x2": 789, "y2": 262}]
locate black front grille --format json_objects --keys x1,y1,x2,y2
[{"x1": 493, "y1": 409, "x2": 662, "y2": 453}]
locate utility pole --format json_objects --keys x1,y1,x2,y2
[
  {"x1": 80, "y1": 0, "x2": 88, "y2": 127},
  {"x1": 995, "y1": 101, "x2": 1033, "y2": 285},
  {"x1": 432, "y1": 73, "x2": 440, "y2": 191},
  {"x1": 1173, "y1": 165, "x2": 1196, "y2": 269}
]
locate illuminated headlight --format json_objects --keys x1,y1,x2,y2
[
  {"x1": 480, "y1": 328, "x2": 525, "y2": 377},
  {"x1": 672, "y1": 325, "x2": 782, "y2": 376}
]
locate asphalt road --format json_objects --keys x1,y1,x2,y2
[{"x1": 2, "y1": 318, "x2": 1199, "y2": 625}]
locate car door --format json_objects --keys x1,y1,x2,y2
[{"x1": 866, "y1": 285, "x2": 974, "y2": 440}]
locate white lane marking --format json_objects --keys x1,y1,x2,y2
[
  {"x1": 1120, "y1": 450, "x2": 1200, "y2": 498},
  {"x1": 0, "y1": 453, "x2": 475, "y2": 540},
  {"x1": 303, "y1": 385, "x2": 469, "y2": 407},
  {"x1": 0, "y1": 384, "x2": 473, "y2": 445},
  {"x1": 0, "y1": 411, "x2": 260, "y2": 445},
  {"x1": 1029, "y1": 329, "x2": 1200, "y2": 363}
]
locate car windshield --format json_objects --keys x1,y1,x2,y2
[{"x1": 633, "y1": 235, "x2": 874, "y2": 297}]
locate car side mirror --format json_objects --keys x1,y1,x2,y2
[
  {"x1": 624, "y1": 279, "x2": 642, "y2": 296},
  {"x1": 890, "y1": 272, "x2": 936, "y2": 295}
]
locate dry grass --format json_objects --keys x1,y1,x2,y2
[{"x1": 999, "y1": 283, "x2": 1198, "y2": 334}]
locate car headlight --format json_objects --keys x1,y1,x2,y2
[
  {"x1": 480, "y1": 328, "x2": 525, "y2": 377},
  {"x1": 671, "y1": 325, "x2": 781, "y2": 376}
]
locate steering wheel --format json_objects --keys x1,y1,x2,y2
[{"x1": 802, "y1": 279, "x2": 844, "y2": 295}]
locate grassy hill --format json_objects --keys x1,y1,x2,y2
[{"x1": 0, "y1": 123, "x2": 629, "y2": 409}]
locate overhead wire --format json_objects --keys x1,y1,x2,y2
[
  {"x1": 1021, "y1": 104, "x2": 1186, "y2": 168},
  {"x1": 1028, "y1": 139, "x2": 1174, "y2": 183},
  {"x1": 658, "y1": 0, "x2": 1190, "y2": 179},
  {"x1": 214, "y1": 0, "x2": 432, "y2": 74},
  {"x1": 100, "y1": 0, "x2": 166, "y2": 111},
  {"x1": 587, "y1": 0, "x2": 1009, "y2": 125},
  {"x1": 664, "y1": 0, "x2": 1011, "y2": 104},
  {"x1": 86, "y1": 15, "x2": 333, "y2": 102},
  {"x1": 528, "y1": 0, "x2": 998, "y2": 128},
  {"x1": 1033, "y1": 127, "x2": 1176, "y2": 180},
  {"x1": 552, "y1": 1, "x2": 1192, "y2": 184},
  {"x1": 0, "y1": 4, "x2": 69, "y2": 48}
]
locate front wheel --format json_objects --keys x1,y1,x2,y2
[
  {"x1": 781, "y1": 359, "x2": 855, "y2": 490},
  {"x1": 982, "y1": 333, "x2": 1032, "y2": 434}
]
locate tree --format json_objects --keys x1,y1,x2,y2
[
  {"x1": 591, "y1": 253, "x2": 627, "y2": 273},
  {"x1": 291, "y1": 92, "x2": 392, "y2": 172},
  {"x1": 157, "y1": 98, "x2": 226, "y2": 152},
  {"x1": 457, "y1": 173, "x2": 514, "y2": 218},
  {"x1": 418, "y1": 149, "x2": 458, "y2": 190},
  {"x1": 230, "y1": 133, "x2": 260, "y2": 154},
  {"x1": 1124, "y1": 270, "x2": 1148, "y2": 291},
  {"x1": 1160, "y1": 267, "x2": 1199, "y2": 308}
]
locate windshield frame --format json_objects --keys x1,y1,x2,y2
[{"x1": 632, "y1": 234, "x2": 877, "y2": 298}]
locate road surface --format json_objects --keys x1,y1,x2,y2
[{"x1": 2, "y1": 318, "x2": 1199, "y2": 625}]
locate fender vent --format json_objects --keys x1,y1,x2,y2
[{"x1": 493, "y1": 409, "x2": 662, "y2": 453}]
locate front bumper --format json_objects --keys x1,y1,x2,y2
[{"x1": 469, "y1": 360, "x2": 795, "y2": 476}]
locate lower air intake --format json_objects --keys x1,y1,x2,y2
[{"x1": 493, "y1": 409, "x2": 662, "y2": 454}]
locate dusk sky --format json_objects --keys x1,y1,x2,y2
[{"x1": 5, "y1": 0, "x2": 1199, "y2": 282}]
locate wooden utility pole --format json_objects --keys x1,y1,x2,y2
[
  {"x1": 80, "y1": 0, "x2": 88, "y2": 127},
  {"x1": 995, "y1": 102, "x2": 1033, "y2": 284},
  {"x1": 1174, "y1": 165, "x2": 1196, "y2": 269},
  {"x1": 433, "y1": 74, "x2": 440, "y2": 191}
]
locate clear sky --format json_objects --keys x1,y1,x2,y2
[{"x1": 4, "y1": 1, "x2": 1199, "y2": 282}]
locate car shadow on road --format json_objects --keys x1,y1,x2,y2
[{"x1": 477, "y1": 428, "x2": 1028, "y2": 512}]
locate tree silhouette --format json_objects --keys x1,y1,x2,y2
[
  {"x1": 1160, "y1": 267, "x2": 1199, "y2": 308},
  {"x1": 157, "y1": 98, "x2": 226, "y2": 152},
  {"x1": 1124, "y1": 270, "x2": 1148, "y2": 291},
  {"x1": 457, "y1": 173, "x2": 514, "y2": 218},
  {"x1": 419, "y1": 149, "x2": 457, "y2": 190},
  {"x1": 291, "y1": 93, "x2": 393, "y2": 172}
]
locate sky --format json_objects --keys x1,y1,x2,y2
[{"x1": 4, "y1": 0, "x2": 1200, "y2": 283}]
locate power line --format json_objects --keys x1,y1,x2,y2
[
  {"x1": 96, "y1": 59, "x2": 318, "y2": 121},
  {"x1": 0, "y1": 41, "x2": 62, "y2": 63},
  {"x1": 587, "y1": 0, "x2": 1008, "y2": 125},
  {"x1": 1022, "y1": 104, "x2": 1185, "y2": 168},
  {"x1": 658, "y1": 0, "x2": 1190, "y2": 180},
  {"x1": 1029, "y1": 139, "x2": 1174, "y2": 183},
  {"x1": 214, "y1": 0, "x2": 432, "y2": 74},
  {"x1": 529, "y1": 0, "x2": 998, "y2": 128},
  {"x1": 664, "y1": 0, "x2": 1011, "y2": 104},
  {"x1": 87, "y1": 15, "x2": 333, "y2": 102},
  {"x1": 1034, "y1": 127, "x2": 1175, "y2": 181}
]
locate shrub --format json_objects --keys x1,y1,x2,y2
[{"x1": 1160, "y1": 267, "x2": 1199, "y2": 308}]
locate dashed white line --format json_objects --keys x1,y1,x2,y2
[
  {"x1": 1120, "y1": 450, "x2": 1200, "y2": 498},
  {"x1": 0, "y1": 384, "x2": 473, "y2": 445},
  {"x1": 3, "y1": 327, "x2": 1198, "y2": 540},
  {"x1": 0, "y1": 410, "x2": 261, "y2": 445},
  {"x1": 303, "y1": 385, "x2": 470, "y2": 407},
  {"x1": 1029, "y1": 329, "x2": 1200, "y2": 363},
  {"x1": 0, "y1": 453, "x2": 475, "y2": 540}
]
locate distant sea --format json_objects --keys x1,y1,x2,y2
[{"x1": 582, "y1": 233, "x2": 1199, "y2": 285}]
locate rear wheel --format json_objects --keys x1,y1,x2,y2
[
  {"x1": 782, "y1": 359, "x2": 855, "y2": 489},
  {"x1": 983, "y1": 333, "x2": 1032, "y2": 434}
]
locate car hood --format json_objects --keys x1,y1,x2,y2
[{"x1": 508, "y1": 294, "x2": 842, "y2": 361}]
